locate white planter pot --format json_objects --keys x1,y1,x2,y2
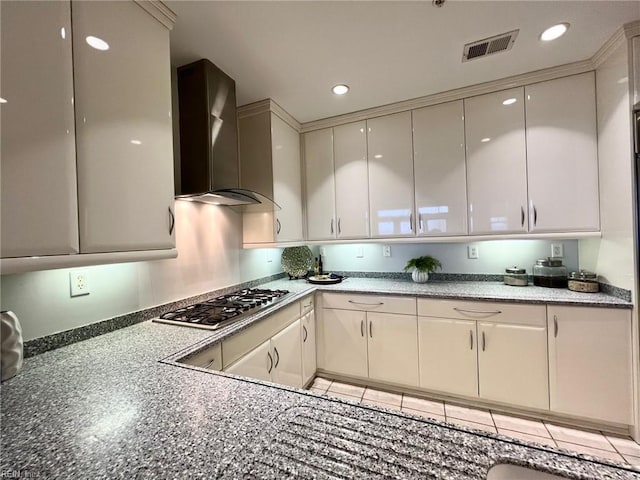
[{"x1": 412, "y1": 270, "x2": 429, "y2": 283}]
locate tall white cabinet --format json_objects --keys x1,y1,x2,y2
[
  {"x1": 1, "y1": 1, "x2": 79, "y2": 258},
  {"x1": 465, "y1": 88, "x2": 528, "y2": 235},
  {"x1": 304, "y1": 128, "x2": 336, "y2": 240},
  {"x1": 73, "y1": 1, "x2": 175, "y2": 253},
  {"x1": 239, "y1": 106, "x2": 304, "y2": 246},
  {"x1": 367, "y1": 112, "x2": 415, "y2": 237},
  {"x1": 525, "y1": 73, "x2": 599, "y2": 232},
  {"x1": 334, "y1": 121, "x2": 370, "y2": 239},
  {"x1": 412, "y1": 100, "x2": 467, "y2": 236}
]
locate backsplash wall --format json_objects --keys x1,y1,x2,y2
[{"x1": 314, "y1": 240, "x2": 579, "y2": 275}]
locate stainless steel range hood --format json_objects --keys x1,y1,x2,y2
[{"x1": 175, "y1": 59, "x2": 279, "y2": 211}]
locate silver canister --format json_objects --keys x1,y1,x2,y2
[
  {"x1": 504, "y1": 266, "x2": 528, "y2": 286},
  {"x1": 568, "y1": 270, "x2": 599, "y2": 293}
]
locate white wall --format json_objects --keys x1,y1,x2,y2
[
  {"x1": 579, "y1": 40, "x2": 635, "y2": 292},
  {"x1": 315, "y1": 239, "x2": 579, "y2": 274},
  {"x1": 0, "y1": 201, "x2": 283, "y2": 342}
]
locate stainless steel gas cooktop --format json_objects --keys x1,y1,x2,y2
[{"x1": 153, "y1": 288, "x2": 290, "y2": 330}]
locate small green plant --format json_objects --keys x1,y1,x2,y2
[{"x1": 404, "y1": 255, "x2": 442, "y2": 273}]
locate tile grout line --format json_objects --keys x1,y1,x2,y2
[{"x1": 602, "y1": 431, "x2": 631, "y2": 465}]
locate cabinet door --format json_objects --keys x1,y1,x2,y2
[
  {"x1": 334, "y1": 121, "x2": 370, "y2": 238},
  {"x1": 526, "y1": 73, "x2": 599, "y2": 232},
  {"x1": 318, "y1": 309, "x2": 368, "y2": 377},
  {"x1": 418, "y1": 317, "x2": 478, "y2": 397},
  {"x1": 1, "y1": 1, "x2": 79, "y2": 257},
  {"x1": 478, "y1": 321, "x2": 548, "y2": 410},
  {"x1": 271, "y1": 319, "x2": 303, "y2": 388},
  {"x1": 272, "y1": 113, "x2": 303, "y2": 242},
  {"x1": 301, "y1": 310, "x2": 317, "y2": 386},
  {"x1": 413, "y1": 101, "x2": 467, "y2": 236},
  {"x1": 367, "y1": 313, "x2": 419, "y2": 387},
  {"x1": 225, "y1": 339, "x2": 272, "y2": 383},
  {"x1": 548, "y1": 306, "x2": 632, "y2": 424},
  {"x1": 72, "y1": 1, "x2": 175, "y2": 253},
  {"x1": 367, "y1": 112, "x2": 415, "y2": 237},
  {"x1": 465, "y1": 88, "x2": 528, "y2": 234},
  {"x1": 304, "y1": 128, "x2": 336, "y2": 240}
]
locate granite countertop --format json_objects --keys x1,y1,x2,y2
[{"x1": 2, "y1": 319, "x2": 639, "y2": 480}]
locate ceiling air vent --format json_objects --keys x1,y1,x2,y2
[{"x1": 462, "y1": 30, "x2": 519, "y2": 63}]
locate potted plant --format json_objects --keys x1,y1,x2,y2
[{"x1": 404, "y1": 255, "x2": 442, "y2": 283}]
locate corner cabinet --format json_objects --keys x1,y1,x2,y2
[
  {"x1": 239, "y1": 103, "x2": 303, "y2": 246},
  {"x1": 0, "y1": 1, "x2": 177, "y2": 273},
  {"x1": 525, "y1": 72, "x2": 599, "y2": 232},
  {"x1": 303, "y1": 128, "x2": 336, "y2": 240}
]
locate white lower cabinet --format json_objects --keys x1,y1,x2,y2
[
  {"x1": 318, "y1": 308, "x2": 368, "y2": 378},
  {"x1": 226, "y1": 319, "x2": 302, "y2": 388},
  {"x1": 301, "y1": 309, "x2": 317, "y2": 386},
  {"x1": 367, "y1": 312, "x2": 418, "y2": 386},
  {"x1": 547, "y1": 306, "x2": 632, "y2": 424},
  {"x1": 477, "y1": 321, "x2": 548, "y2": 410},
  {"x1": 418, "y1": 318, "x2": 478, "y2": 397}
]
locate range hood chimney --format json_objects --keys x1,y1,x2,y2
[{"x1": 175, "y1": 59, "x2": 278, "y2": 210}]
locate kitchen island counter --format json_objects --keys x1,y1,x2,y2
[{"x1": 1, "y1": 316, "x2": 639, "y2": 479}]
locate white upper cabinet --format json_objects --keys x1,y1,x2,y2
[
  {"x1": 1, "y1": 1, "x2": 79, "y2": 258},
  {"x1": 465, "y1": 88, "x2": 528, "y2": 235},
  {"x1": 304, "y1": 128, "x2": 336, "y2": 240},
  {"x1": 240, "y1": 109, "x2": 303, "y2": 245},
  {"x1": 412, "y1": 101, "x2": 467, "y2": 236},
  {"x1": 334, "y1": 121, "x2": 370, "y2": 239},
  {"x1": 72, "y1": 1, "x2": 175, "y2": 253},
  {"x1": 367, "y1": 112, "x2": 415, "y2": 237},
  {"x1": 525, "y1": 73, "x2": 599, "y2": 232}
]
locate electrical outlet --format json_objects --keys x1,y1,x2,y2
[
  {"x1": 382, "y1": 245, "x2": 391, "y2": 257},
  {"x1": 70, "y1": 270, "x2": 90, "y2": 297},
  {"x1": 467, "y1": 245, "x2": 479, "y2": 259},
  {"x1": 551, "y1": 243, "x2": 564, "y2": 258},
  {"x1": 356, "y1": 246, "x2": 364, "y2": 258}
]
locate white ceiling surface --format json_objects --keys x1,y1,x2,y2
[{"x1": 168, "y1": 1, "x2": 640, "y2": 124}]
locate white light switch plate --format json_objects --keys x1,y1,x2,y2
[
  {"x1": 551, "y1": 243, "x2": 564, "y2": 258},
  {"x1": 382, "y1": 245, "x2": 391, "y2": 257},
  {"x1": 467, "y1": 245, "x2": 479, "y2": 259}
]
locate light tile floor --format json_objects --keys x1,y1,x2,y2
[{"x1": 309, "y1": 377, "x2": 639, "y2": 467}]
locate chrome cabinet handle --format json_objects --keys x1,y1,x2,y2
[
  {"x1": 338, "y1": 218, "x2": 341, "y2": 234},
  {"x1": 331, "y1": 219, "x2": 334, "y2": 234},
  {"x1": 276, "y1": 219, "x2": 281, "y2": 234},
  {"x1": 520, "y1": 206, "x2": 525, "y2": 227},
  {"x1": 168, "y1": 206, "x2": 175, "y2": 235},
  {"x1": 453, "y1": 307, "x2": 502, "y2": 315},
  {"x1": 303, "y1": 325, "x2": 308, "y2": 343},
  {"x1": 267, "y1": 352, "x2": 273, "y2": 373},
  {"x1": 201, "y1": 358, "x2": 216, "y2": 369},
  {"x1": 369, "y1": 320, "x2": 373, "y2": 338},
  {"x1": 409, "y1": 213, "x2": 413, "y2": 232},
  {"x1": 273, "y1": 347, "x2": 280, "y2": 368},
  {"x1": 469, "y1": 330, "x2": 473, "y2": 350},
  {"x1": 533, "y1": 206, "x2": 538, "y2": 226},
  {"x1": 482, "y1": 331, "x2": 486, "y2": 351},
  {"x1": 360, "y1": 319, "x2": 364, "y2": 337},
  {"x1": 419, "y1": 216, "x2": 424, "y2": 233},
  {"x1": 554, "y1": 315, "x2": 558, "y2": 338},
  {"x1": 348, "y1": 300, "x2": 384, "y2": 306}
]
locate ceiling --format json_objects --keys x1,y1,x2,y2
[{"x1": 167, "y1": 1, "x2": 640, "y2": 124}]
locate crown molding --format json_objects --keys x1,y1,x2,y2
[
  {"x1": 300, "y1": 59, "x2": 593, "y2": 133},
  {"x1": 624, "y1": 20, "x2": 640, "y2": 39},
  {"x1": 238, "y1": 99, "x2": 301, "y2": 131},
  {"x1": 592, "y1": 26, "x2": 627, "y2": 69},
  {"x1": 135, "y1": 1, "x2": 176, "y2": 30}
]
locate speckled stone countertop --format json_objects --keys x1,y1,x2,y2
[
  {"x1": 262, "y1": 277, "x2": 633, "y2": 308},
  {"x1": 2, "y1": 319, "x2": 639, "y2": 480}
]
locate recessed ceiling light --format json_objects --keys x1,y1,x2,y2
[
  {"x1": 502, "y1": 98, "x2": 517, "y2": 106},
  {"x1": 332, "y1": 84, "x2": 349, "y2": 95},
  {"x1": 540, "y1": 23, "x2": 569, "y2": 42},
  {"x1": 86, "y1": 35, "x2": 109, "y2": 51}
]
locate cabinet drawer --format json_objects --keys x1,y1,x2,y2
[
  {"x1": 222, "y1": 302, "x2": 300, "y2": 368},
  {"x1": 322, "y1": 292, "x2": 416, "y2": 315},
  {"x1": 179, "y1": 343, "x2": 222, "y2": 371},
  {"x1": 418, "y1": 298, "x2": 546, "y2": 327},
  {"x1": 300, "y1": 294, "x2": 314, "y2": 315}
]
